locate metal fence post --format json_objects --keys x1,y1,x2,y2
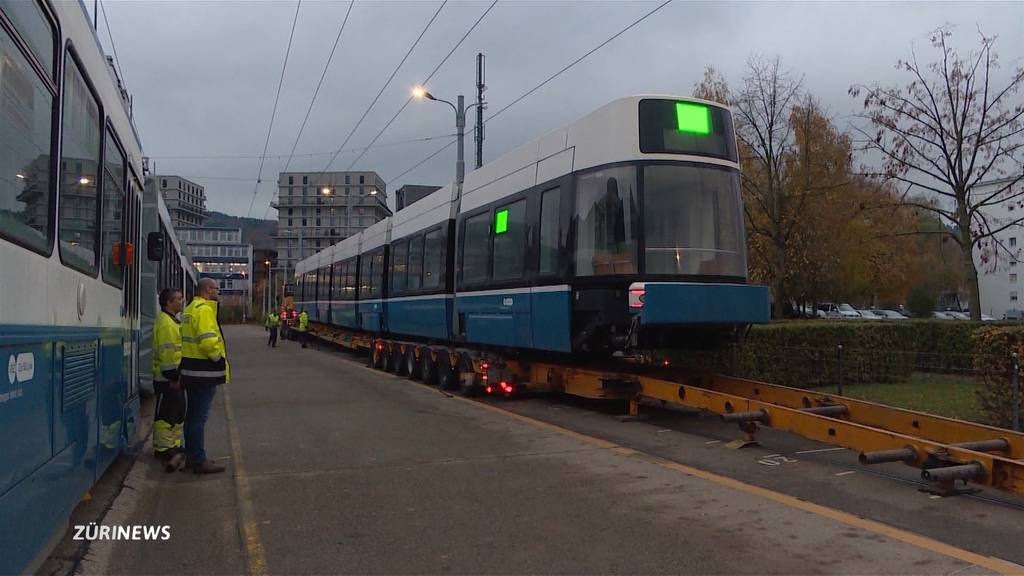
[
  {"x1": 1013, "y1": 352, "x2": 1021, "y2": 432},
  {"x1": 837, "y1": 344, "x2": 844, "y2": 396}
]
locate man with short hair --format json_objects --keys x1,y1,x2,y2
[
  {"x1": 180, "y1": 278, "x2": 228, "y2": 474},
  {"x1": 153, "y1": 288, "x2": 185, "y2": 472}
]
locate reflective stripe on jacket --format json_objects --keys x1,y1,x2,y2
[
  {"x1": 152, "y1": 310, "x2": 182, "y2": 383},
  {"x1": 297, "y1": 312, "x2": 309, "y2": 332},
  {"x1": 180, "y1": 296, "x2": 230, "y2": 386}
]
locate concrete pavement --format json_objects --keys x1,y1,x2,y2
[{"x1": 76, "y1": 325, "x2": 1019, "y2": 574}]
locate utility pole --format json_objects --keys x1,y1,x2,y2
[{"x1": 475, "y1": 53, "x2": 486, "y2": 169}]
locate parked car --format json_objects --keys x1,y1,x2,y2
[
  {"x1": 856, "y1": 309, "x2": 884, "y2": 320},
  {"x1": 837, "y1": 303, "x2": 861, "y2": 319},
  {"x1": 876, "y1": 310, "x2": 909, "y2": 320},
  {"x1": 946, "y1": 311, "x2": 971, "y2": 320},
  {"x1": 1003, "y1": 309, "x2": 1023, "y2": 320},
  {"x1": 817, "y1": 303, "x2": 842, "y2": 319},
  {"x1": 933, "y1": 311, "x2": 956, "y2": 320},
  {"x1": 982, "y1": 314, "x2": 996, "y2": 321}
]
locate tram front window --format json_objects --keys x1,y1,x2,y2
[
  {"x1": 574, "y1": 166, "x2": 639, "y2": 276},
  {"x1": 643, "y1": 164, "x2": 745, "y2": 278}
]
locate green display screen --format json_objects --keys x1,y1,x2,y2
[
  {"x1": 495, "y1": 209, "x2": 509, "y2": 234},
  {"x1": 676, "y1": 102, "x2": 711, "y2": 134},
  {"x1": 638, "y1": 99, "x2": 737, "y2": 161}
]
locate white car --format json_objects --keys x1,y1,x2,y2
[
  {"x1": 838, "y1": 303, "x2": 861, "y2": 319},
  {"x1": 946, "y1": 311, "x2": 971, "y2": 320},
  {"x1": 857, "y1": 309, "x2": 884, "y2": 320},
  {"x1": 877, "y1": 310, "x2": 909, "y2": 320},
  {"x1": 933, "y1": 311, "x2": 956, "y2": 320}
]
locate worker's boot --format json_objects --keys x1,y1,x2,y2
[
  {"x1": 165, "y1": 452, "x2": 186, "y2": 473},
  {"x1": 192, "y1": 460, "x2": 226, "y2": 474}
]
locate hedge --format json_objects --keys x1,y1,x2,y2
[
  {"x1": 666, "y1": 319, "x2": 1019, "y2": 392},
  {"x1": 971, "y1": 326, "x2": 1024, "y2": 428}
]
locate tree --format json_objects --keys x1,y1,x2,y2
[{"x1": 851, "y1": 27, "x2": 1024, "y2": 319}]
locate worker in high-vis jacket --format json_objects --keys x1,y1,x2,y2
[
  {"x1": 297, "y1": 310, "x2": 309, "y2": 348},
  {"x1": 180, "y1": 278, "x2": 228, "y2": 474},
  {"x1": 265, "y1": 310, "x2": 280, "y2": 348},
  {"x1": 152, "y1": 288, "x2": 185, "y2": 472}
]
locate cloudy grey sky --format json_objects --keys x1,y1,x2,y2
[{"x1": 89, "y1": 0, "x2": 1023, "y2": 218}]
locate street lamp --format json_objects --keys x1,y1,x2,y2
[
  {"x1": 413, "y1": 86, "x2": 481, "y2": 186},
  {"x1": 321, "y1": 187, "x2": 331, "y2": 195}
]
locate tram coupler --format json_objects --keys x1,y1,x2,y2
[{"x1": 859, "y1": 446, "x2": 918, "y2": 465}]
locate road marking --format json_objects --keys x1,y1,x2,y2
[
  {"x1": 340, "y1": 351, "x2": 1024, "y2": 575},
  {"x1": 795, "y1": 447, "x2": 846, "y2": 455},
  {"x1": 223, "y1": 387, "x2": 268, "y2": 576},
  {"x1": 835, "y1": 471, "x2": 856, "y2": 477}
]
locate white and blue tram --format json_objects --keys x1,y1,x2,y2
[
  {"x1": 0, "y1": 1, "x2": 194, "y2": 572},
  {"x1": 295, "y1": 95, "x2": 770, "y2": 360}
]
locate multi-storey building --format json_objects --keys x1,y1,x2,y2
[
  {"x1": 271, "y1": 171, "x2": 390, "y2": 280},
  {"x1": 177, "y1": 226, "x2": 253, "y2": 310},
  {"x1": 974, "y1": 175, "x2": 1024, "y2": 319},
  {"x1": 155, "y1": 175, "x2": 207, "y2": 228}
]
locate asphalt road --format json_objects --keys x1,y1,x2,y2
[{"x1": 77, "y1": 325, "x2": 1023, "y2": 575}]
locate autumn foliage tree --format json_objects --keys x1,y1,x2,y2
[{"x1": 851, "y1": 27, "x2": 1024, "y2": 319}]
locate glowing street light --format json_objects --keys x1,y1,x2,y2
[
  {"x1": 15, "y1": 173, "x2": 25, "y2": 179},
  {"x1": 321, "y1": 187, "x2": 331, "y2": 195},
  {"x1": 79, "y1": 177, "x2": 90, "y2": 185}
]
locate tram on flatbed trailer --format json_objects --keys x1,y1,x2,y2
[
  {"x1": 292, "y1": 95, "x2": 1024, "y2": 498},
  {"x1": 0, "y1": 1, "x2": 195, "y2": 572}
]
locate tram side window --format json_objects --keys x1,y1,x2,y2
[
  {"x1": 373, "y1": 250, "x2": 385, "y2": 298},
  {"x1": 539, "y1": 188, "x2": 560, "y2": 276},
  {"x1": 318, "y1": 266, "x2": 331, "y2": 301},
  {"x1": 359, "y1": 254, "x2": 372, "y2": 298},
  {"x1": 59, "y1": 55, "x2": 102, "y2": 273},
  {"x1": 574, "y1": 166, "x2": 638, "y2": 276},
  {"x1": 391, "y1": 240, "x2": 408, "y2": 294},
  {"x1": 101, "y1": 132, "x2": 125, "y2": 286},
  {"x1": 422, "y1": 228, "x2": 443, "y2": 290},
  {"x1": 0, "y1": 16, "x2": 54, "y2": 252},
  {"x1": 331, "y1": 262, "x2": 344, "y2": 301},
  {"x1": 408, "y1": 234, "x2": 423, "y2": 291},
  {"x1": 461, "y1": 212, "x2": 490, "y2": 285},
  {"x1": 344, "y1": 259, "x2": 356, "y2": 300},
  {"x1": 492, "y1": 200, "x2": 526, "y2": 281}
]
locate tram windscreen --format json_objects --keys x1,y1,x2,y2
[
  {"x1": 643, "y1": 165, "x2": 746, "y2": 277},
  {"x1": 638, "y1": 99, "x2": 737, "y2": 161}
]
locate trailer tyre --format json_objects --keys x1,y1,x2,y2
[{"x1": 421, "y1": 351, "x2": 437, "y2": 386}]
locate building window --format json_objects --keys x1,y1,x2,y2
[
  {"x1": 359, "y1": 175, "x2": 365, "y2": 184},
  {"x1": 162, "y1": 178, "x2": 167, "y2": 188},
  {"x1": 1012, "y1": 274, "x2": 1018, "y2": 284},
  {"x1": 288, "y1": 208, "x2": 293, "y2": 215},
  {"x1": 1012, "y1": 237, "x2": 1017, "y2": 247},
  {"x1": 345, "y1": 175, "x2": 350, "y2": 184},
  {"x1": 1012, "y1": 291, "x2": 1019, "y2": 302},
  {"x1": 288, "y1": 176, "x2": 294, "y2": 185},
  {"x1": 303, "y1": 175, "x2": 308, "y2": 185},
  {"x1": 302, "y1": 218, "x2": 307, "y2": 226}
]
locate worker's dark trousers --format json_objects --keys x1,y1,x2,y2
[
  {"x1": 300, "y1": 330, "x2": 308, "y2": 348},
  {"x1": 267, "y1": 327, "x2": 278, "y2": 347}
]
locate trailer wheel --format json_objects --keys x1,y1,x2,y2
[
  {"x1": 457, "y1": 354, "x2": 478, "y2": 397},
  {"x1": 383, "y1": 345, "x2": 397, "y2": 373},
  {"x1": 404, "y1": 347, "x2": 420, "y2": 380},
  {"x1": 421, "y1": 350, "x2": 437, "y2": 386},
  {"x1": 439, "y1": 354, "x2": 458, "y2": 391}
]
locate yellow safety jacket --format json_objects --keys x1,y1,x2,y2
[
  {"x1": 297, "y1": 311, "x2": 309, "y2": 332},
  {"x1": 180, "y1": 296, "x2": 230, "y2": 386},
  {"x1": 265, "y1": 312, "x2": 280, "y2": 328},
  {"x1": 152, "y1": 310, "x2": 181, "y2": 383}
]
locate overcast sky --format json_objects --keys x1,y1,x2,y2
[{"x1": 89, "y1": 0, "x2": 1023, "y2": 218}]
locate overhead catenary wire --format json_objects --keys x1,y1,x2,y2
[
  {"x1": 246, "y1": 0, "x2": 303, "y2": 218},
  {"x1": 317, "y1": 0, "x2": 448, "y2": 179},
  {"x1": 150, "y1": 133, "x2": 456, "y2": 161},
  {"x1": 281, "y1": 0, "x2": 356, "y2": 176},
  {"x1": 98, "y1": 0, "x2": 127, "y2": 91},
  {"x1": 387, "y1": 0, "x2": 673, "y2": 185},
  {"x1": 344, "y1": 0, "x2": 499, "y2": 171}
]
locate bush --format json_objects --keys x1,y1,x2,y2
[
  {"x1": 971, "y1": 325, "x2": 1024, "y2": 428},
  {"x1": 906, "y1": 286, "x2": 937, "y2": 318}
]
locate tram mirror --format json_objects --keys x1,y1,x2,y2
[{"x1": 147, "y1": 232, "x2": 165, "y2": 261}]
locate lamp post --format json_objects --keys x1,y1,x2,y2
[
  {"x1": 278, "y1": 228, "x2": 303, "y2": 298},
  {"x1": 413, "y1": 87, "x2": 482, "y2": 186}
]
